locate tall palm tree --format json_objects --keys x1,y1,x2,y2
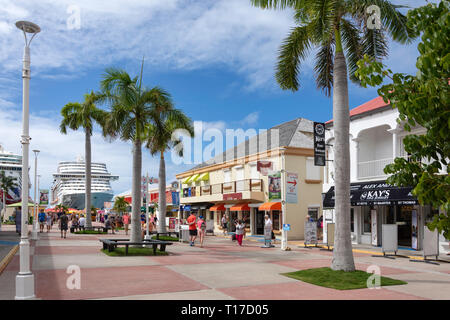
[
  {"x1": 60, "y1": 92, "x2": 107, "y2": 229},
  {"x1": 100, "y1": 63, "x2": 177, "y2": 243},
  {"x1": 113, "y1": 196, "x2": 129, "y2": 215},
  {"x1": 251, "y1": 0, "x2": 414, "y2": 271},
  {"x1": 144, "y1": 106, "x2": 194, "y2": 232},
  {"x1": 0, "y1": 171, "x2": 18, "y2": 225}
]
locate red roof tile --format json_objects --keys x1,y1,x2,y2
[{"x1": 326, "y1": 96, "x2": 390, "y2": 124}]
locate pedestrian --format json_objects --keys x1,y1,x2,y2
[
  {"x1": 46, "y1": 211, "x2": 52, "y2": 232},
  {"x1": 38, "y1": 209, "x2": 46, "y2": 233},
  {"x1": 197, "y1": 215, "x2": 206, "y2": 247},
  {"x1": 263, "y1": 214, "x2": 273, "y2": 248},
  {"x1": 221, "y1": 214, "x2": 228, "y2": 235},
  {"x1": 123, "y1": 212, "x2": 130, "y2": 236},
  {"x1": 14, "y1": 208, "x2": 21, "y2": 234},
  {"x1": 78, "y1": 214, "x2": 86, "y2": 231},
  {"x1": 109, "y1": 215, "x2": 116, "y2": 234},
  {"x1": 235, "y1": 220, "x2": 245, "y2": 246},
  {"x1": 317, "y1": 216, "x2": 323, "y2": 240},
  {"x1": 187, "y1": 212, "x2": 197, "y2": 246},
  {"x1": 59, "y1": 211, "x2": 69, "y2": 238}
]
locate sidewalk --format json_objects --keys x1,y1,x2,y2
[{"x1": 1, "y1": 226, "x2": 449, "y2": 300}]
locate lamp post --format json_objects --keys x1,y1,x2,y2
[
  {"x1": 31, "y1": 150, "x2": 40, "y2": 240},
  {"x1": 280, "y1": 147, "x2": 288, "y2": 251},
  {"x1": 144, "y1": 173, "x2": 151, "y2": 240},
  {"x1": 15, "y1": 20, "x2": 40, "y2": 300}
]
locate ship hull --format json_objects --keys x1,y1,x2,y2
[{"x1": 61, "y1": 192, "x2": 113, "y2": 210}]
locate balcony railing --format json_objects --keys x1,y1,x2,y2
[
  {"x1": 182, "y1": 179, "x2": 263, "y2": 198},
  {"x1": 357, "y1": 158, "x2": 393, "y2": 179}
]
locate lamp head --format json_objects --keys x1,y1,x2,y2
[
  {"x1": 15, "y1": 21, "x2": 41, "y2": 34},
  {"x1": 33, "y1": 149, "x2": 40, "y2": 155}
]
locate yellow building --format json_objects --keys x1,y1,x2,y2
[{"x1": 175, "y1": 118, "x2": 323, "y2": 240}]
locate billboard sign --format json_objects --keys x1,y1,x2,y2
[{"x1": 314, "y1": 122, "x2": 326, "y2": 166}]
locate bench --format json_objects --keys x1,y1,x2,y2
[
  {"x1": 99, "y1": 238, "x2": 172, "y2": 255},
  {"x1": 149, "y1": 231, "x2": 179, "y2": 240}
]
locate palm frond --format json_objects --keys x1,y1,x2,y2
[
  {"x1": 340, "y1": 18, "x2": 364, "y2": 83},
  {"x1": 314, "y1": 38, "x2": 335, "y2": 96}
]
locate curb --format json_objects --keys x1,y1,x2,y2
[{"x1": 0, "y1": 245, "x2": 19, "y2": 276}]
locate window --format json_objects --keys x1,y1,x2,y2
[
  {"x1": 308, "y1": 208, "x2": 319, "y2": 221},
  {"x1": 306, "y1": 157, "x2": 321, "y2": 180},
  {"x1": 363, "y1": 206, "x2": 371, "y2": 233},
  {"x1": 250, "y1": 163, "x2": 259, "y2": 179},
  {"x1": 272, "y1": 211, "x2": 280, "y2": 230},
  {"x1": 224, "y1": 169, "x2": 231, "y2": 183}
]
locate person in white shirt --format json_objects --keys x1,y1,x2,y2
[
  {"x1": 263, "y1": 214, "x2": 273, "y2": 248},
  {"x1": 78, "y1": 215, "x2": 86, "y2": 230}
]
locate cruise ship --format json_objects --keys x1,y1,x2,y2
[
  {"x1": 0, "y1": 144, "x2": 22, "y2": 205},
  {"x1": 51, "y1": 156, "x2": 119, "y2": 210}
]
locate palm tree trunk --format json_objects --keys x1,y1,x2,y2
[
  {"x1": 85, "y1": 129, "x2": 93, "y2": 229},
  {"x1": 130, "y1": 138, "x2": 142, "y2": 243},
  {"x1": 330, "y1": 29, "x2": 355, "y2": 272},
  {"x1": 1, "y1": 190, "x2": 5, "y2": 227},
  {"x1": 157, "y1": 152, "x2": 167, "y2": 232}
]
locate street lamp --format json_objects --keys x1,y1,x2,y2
[
  {"x1": 31, "y1": 149, "x2": 40, "y2": 240},
  {"x1": 15, "y1": 20, "x2": 40, "y2": 300}
]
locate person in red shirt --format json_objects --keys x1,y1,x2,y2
[
  {"x1": 122, "y1": 213, "x2": 130, "y2": 236},
  {"x1": 187, "y1": 212, "x2": 197, "y2": 246}
]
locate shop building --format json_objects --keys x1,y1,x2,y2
[
  {"x1": 176, "y1": 118, "x2": 324, "y2": 240},
  {"x1": 322, "y1": 96, "x2": 446, "y2": 250}
]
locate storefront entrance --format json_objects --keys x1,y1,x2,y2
[
  {"x1": 386, "y1": 205, "x2": 413, "y2": 247},
  {"x1": 255, "y1": 210, "x2": 265, "y2": 235}
]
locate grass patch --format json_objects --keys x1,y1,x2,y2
[
  {"x1": 151, "y1": 235, "x2": 179, "y2": 241},
  {"x1": 282, "y1": 267, "x2": 407, "y2": 290},
  {"x1": 74, "y1": 230, "x2": 107, "y2": 235},
  {"x1": 101, "y1": 247, "x2": 169, "y2": 256}
]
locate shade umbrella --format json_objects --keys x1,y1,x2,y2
[{"x1": 7, "y1": 201, "x2": 35, "y2": 207}]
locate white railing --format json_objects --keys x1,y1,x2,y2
[{"x1": 357, "y1": 158, "x2": 393, "y2": 179}]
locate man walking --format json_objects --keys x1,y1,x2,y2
[
  {"x1": 187, "y1": 212, "x2": 197, "y2": 246},
  {"x1": 59, "y1": 211, "x2": 69, "y2": 239},
  {"x1": 38, "y1": 209, "x2": 46, "y2": 233}
]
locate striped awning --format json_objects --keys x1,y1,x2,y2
[{"x1": 182, "y1": 176, "x2": 194, "y2": 184}]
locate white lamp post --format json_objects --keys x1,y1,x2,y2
[
  {"x1": 31, "y1": 149, "x2": 39, "y2": 240},
  {"x1": 280, "y1": 147, "x2": 288, "y2": 251},
  {"x1": 15, "y1": 20, "x2": 40, "y2": 300}
]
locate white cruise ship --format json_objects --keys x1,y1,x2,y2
[
  {"x1": 51, "y1": 156, "x2": 119, "y2": 210},
  {"x1": 0, "y1": 144, "x2": 22, "y2": 205}
]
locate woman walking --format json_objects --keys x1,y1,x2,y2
[
  {"x1": 197, "y1": 215, "x2": 206, "y2": 248},
  {"x1": 235, "y1": 220, "x2": 245, "y2": 246}
]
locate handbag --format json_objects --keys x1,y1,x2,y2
[{"x1": 271, "y1": 231, "x2": 275, "y2": 239}]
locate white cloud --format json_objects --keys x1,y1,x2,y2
[{"x1": 240, "y1": 111, "x2": 259, "y2": 126}]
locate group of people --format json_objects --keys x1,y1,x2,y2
[{"x1": 186, "y1": 212, "x2": 207, "y2": 247}]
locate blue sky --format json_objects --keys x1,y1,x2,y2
[{"x1": 0, "y1": 0, "x2": 431, "y2": 200}]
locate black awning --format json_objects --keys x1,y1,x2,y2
[{"x1": 323, "y1": 180, "x2": 418, "y2": 208}]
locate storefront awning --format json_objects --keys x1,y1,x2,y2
[
  {"x1": 182, "y1": 176, "x2": 194, "y2": 184},
  {"x1": 322, "y1": 180, "x2": 418, "y2": 208},
  {"x1": 259, "y1": 202, "x2": 281, "y2": 211},
  {"x1": 198, "y1": 172, "x2": 209, "y2": 182},
  {"x1": 209, "y1": 204, "x2": 226, "y2": 211},
  {"x1": 191, "y1": 173, "x2": 201, "y2": 182},
  {"x1": 230, "y1": 203, "x2": 250, "y2": 211}
]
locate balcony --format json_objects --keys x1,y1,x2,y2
[
  {"x1": 357, "y1": 158, "x2": 393, "y2": 179},
  {"x1": 181, "y1": 179, "x2": 264, "y2": 203}
]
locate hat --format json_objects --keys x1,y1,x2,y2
[{"x1": 199, "y1": 216, "x2": 203, "y2": 219}]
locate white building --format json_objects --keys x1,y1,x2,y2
[
  {"x1": 322, "y1": 96, "x2": 447, "y2": 251},
  {"x1": 0, "y1": 144, "x2": 23, "y2": 205}
]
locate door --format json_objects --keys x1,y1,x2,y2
[
  {"x1": 397, "y1": 206, "x2": 412, "y2": 247},
  {"x1": 256, "y1": 210, "x2": 264, "y2": 235}
]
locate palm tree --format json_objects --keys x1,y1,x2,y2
[
  {"x1": 251, "y1": 0, "x2": 414, "y2": 271},
  {"x1": 0, "y1": 171, "x2": 18, "y2": 225},
  {"x1": 60, "y1": 92, "x2": 107, "y2": 229},
  {"x1": 144, "y1": 106, "x2": 194, "y2": 232},
  {"x1": 100, "y1": 62, "x2": 177, "y2": 243},
  {"x1": 113, "y1": 196, "x2": 128, "y2": 215}
]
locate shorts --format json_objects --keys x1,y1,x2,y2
[
  {"x1": 189, "y1": 229, "x2": 198, "y2": 236},
  {"x1": 39, "y1": 221, "x2": 45, "y2": 225}
]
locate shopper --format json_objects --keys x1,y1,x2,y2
[
  {"x1": 221, "y1": 214, "x2": 228, "y2": 235},
  {"x1": 14, "y1": 208, "x2": 21, "y2": 234},
  {"x1": 46, "y1": 211, "x2": 52, "y2": 232},
  {"x1": 197, "y1": 215, "x2": 206, "y2": 247},
  {"x1": 263, "y1": 214, "x2": 273, "y2": 248},
  {"x1": 187, "y1": 212, "x2": 197, "y2": 246},
  {"x1": 38, "y1": 209, "x2": 46, "y2": 233},
  {"x1": 78, "y1": 214, "x2": 86, "y2": 231},
  {"x1": 59, "y1": 212, "x2": 69, "y2": 239},
  {"x1": 235, "y1": 220, "x2": 245, "y2": 246},
  {"x1": 123, "y1": 212, "x2": 130, "y2": 235}
]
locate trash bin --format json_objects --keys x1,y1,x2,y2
[{"x1": 180, "y1": 225, "x2": 190, "y2": 243}]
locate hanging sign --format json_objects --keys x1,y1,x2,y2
[
  {"x1": 268, "y1": 171, "x2": 281, "y2": 201},
  {"x1": 286, "y1": 172, "x2": 298, "y2": 203},
  {"x1": 39, "y1": 189, "x2": 49, "y2": 205},
  {"x1": 314, "y1": 122, "x2": 326, "y2": 166}
]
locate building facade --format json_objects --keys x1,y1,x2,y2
[
  {"x1": 176, "y1": 118, "x2": 324, "y2": 240},
  {"x1": 322, "y1": 97, "x2": 446, "y2": 250}
]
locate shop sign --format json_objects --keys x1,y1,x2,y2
[
  {"x1": 305, "y1": 221, "x2": 318, "y2": 245},
  {"x1": 39, "y1": 189, "x2": 49, "y2": 205},
  {"x1": 268, "y1": 171, "x2": 281, "y2": 201},
  {"x1": 286, "y1": 172, "x2": 298, "y2": 204},
  {"x1": 313, "y1": 122, "x2": 326, "y2": 166},
  {"x1": 223, "y1": 193, "x2": 242, "y2": 201},
  {"x1": 283, "y1": 224, "x2": 291, "y2": 231},
  {"x1": 257, "y1": 161, "x2": 273, "y2": 176}
]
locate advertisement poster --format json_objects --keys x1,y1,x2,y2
[
  {"x1": 371, "y1": 209, "x2": 378, "y2": 246},
  {"x1": 286, "y1": 172, "x2": 298, "y2": 203},
  {"x1": 39, "y1": 189, "x2": 49, "y2": 205},
  {"x1": 412, "y1": 209, "x2": 418, "y2": 250},
  {"x1": 268, "y1": 171, "x2": 281, "y2": 201},
  {"x1": 304, "y1": 221, "x2": 318, "y2": 245}
]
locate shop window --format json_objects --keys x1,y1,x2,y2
[
  {"x1": 242, "y1": 211, "x2": 250, "y2": 228},
  {"x1": 272, "y1": 211, "x2": 280, "y2": 230},
  {"x1": 362, "y1": 206, "x2": 371, "y2": 233},
  {"x1": 306, "y1": 157, "x2": 321, "y2": 180},
  {"x1": 308, "y1": 208, "x2": 319, "y2": 221}
]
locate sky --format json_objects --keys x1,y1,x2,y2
[{"x1": 0, "y1": 0, "x2": 431, "y2": 201}]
